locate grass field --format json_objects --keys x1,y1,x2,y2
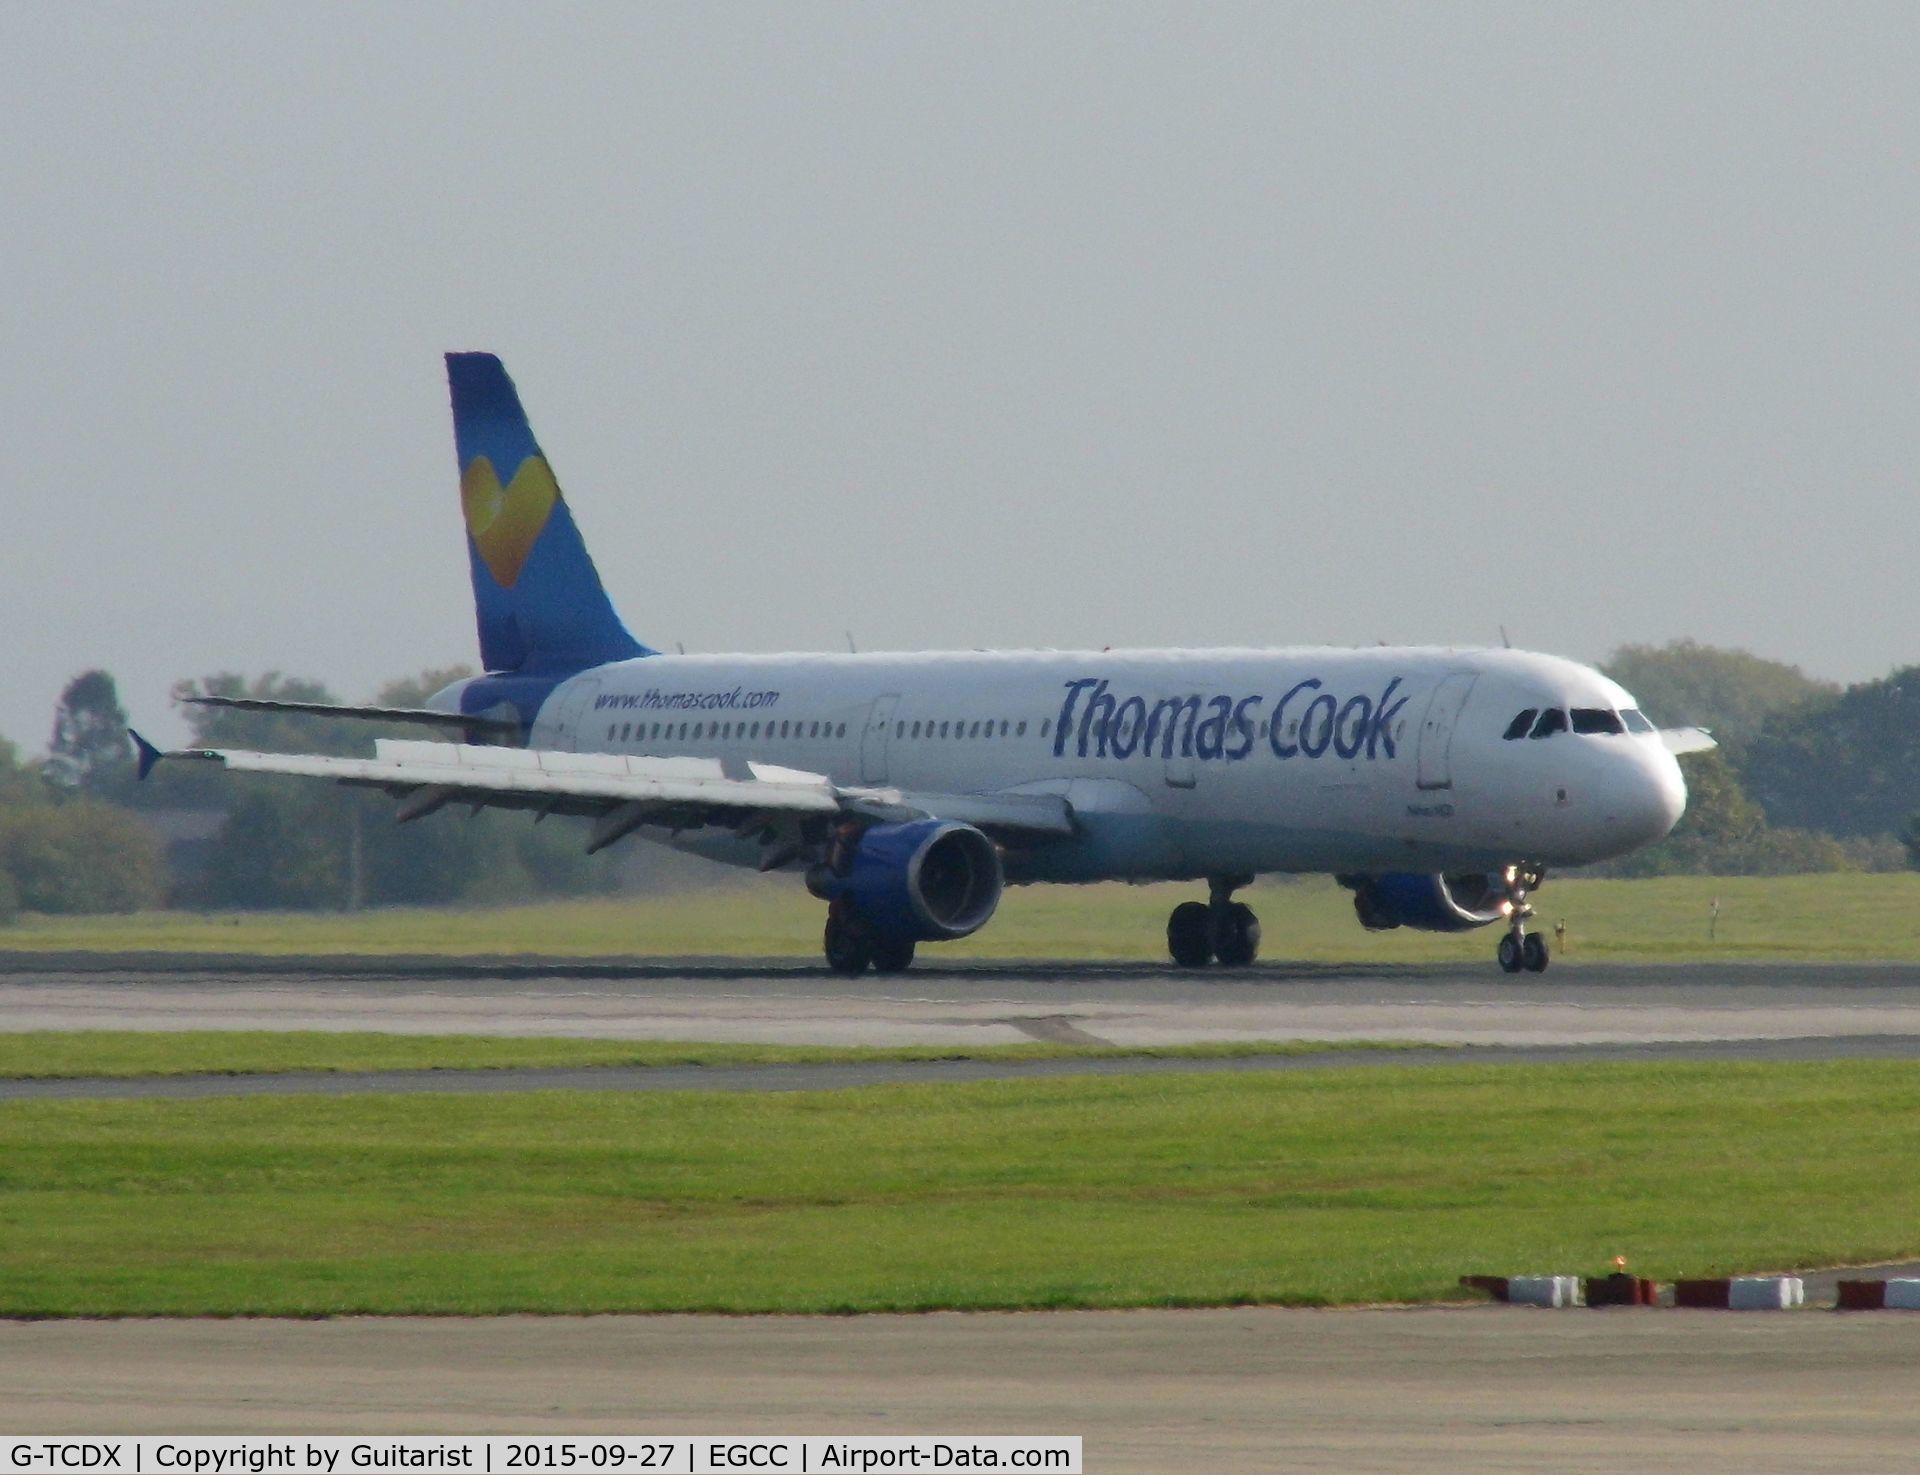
[
  {"x1": 0, "y1": 1032, "x2": 1427, "y2": 1080},
  {"x1": 4, "y1": 1059, "x2": 1919, "y2": 1316},
  {"x1": 5, "y1": 872, "x2": 1920, "y2": 962}
]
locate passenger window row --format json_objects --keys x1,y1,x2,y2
[
  {"x1": 606, "y1": 707, "x2": 1434, "y2": 752},
  {"x1": 896, "y1": 719, "x2": 1039, "y2": 741},
  {"x1": 600, "y1": 716, "x2": 1061, "y2": 748},
  {"x1": 1502, "y1": 707, "x2": 1651, "y2": 740},
  {"x1": 605, "y1": 718, "x2": 849, "y2": 744}
]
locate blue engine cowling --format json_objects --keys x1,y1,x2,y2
[
  {"x1": 1342, "y1": 872, "x2": 1510, "y2": 933},
  {"x1": 808, "y1": 820, "x2": 1004, "y2": 943}
]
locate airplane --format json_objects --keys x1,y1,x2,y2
[{"x1": 133, "y1": 353, "x2": 1706, "y2": 976}]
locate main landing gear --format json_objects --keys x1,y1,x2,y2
[
  {"x1": 1167, "y1": 875, "x2": 1261, "y2": 969},
  {"x1": 822, "y1": 897, "x2": 916, "y2": 977},
  {"x1": 1494, "y1": 865, "x2": 1549, "y2": 974}
]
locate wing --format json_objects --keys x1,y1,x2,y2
[{"x1": 133, "y1": 735, "x2": 1074, "y2": 860}]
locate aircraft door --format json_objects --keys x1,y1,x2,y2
[
  {"x1": 1415, "y1": 673, "x2": 1477, "y2": 790},
  {"x1": 553, "y1": 677, "x2": 603, "y2": 752},
  {"x1": 861, "y1": 693, "x2": 900, "y2": 784}
]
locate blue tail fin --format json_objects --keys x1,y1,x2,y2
[{"x1": 446, "y1": 353, "x2": 652, "y2": 673}]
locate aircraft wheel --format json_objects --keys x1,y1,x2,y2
[
  {"x1": 1522, "y1": 933, "x2": 1550, "y2": 973},
  {"x1": 1212, "y1": 902, "x2": 1261, "y2": 968},
  {"x1": 824, "y1": 914, "x2": 873, "y2": 977},
  {"x1": 1167, "y1": 901, "x2": 1214, "y2": 968},
  {"x1": 1497, "y1": 933, "x2": 1524, "y2": 974},
  {"x1": 870, "y1": 936, "x2": 917, "y2": 974}
]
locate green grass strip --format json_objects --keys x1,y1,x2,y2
[
  {"x1": 7, "y1": 872, "x2": 1920, "y2": 961},
  {"x1": 0, "y1": 1031, "x2": 1428, "y2": 1081},
  {"x1": 2, "y1": 1059, "x2": 1917, "y2": 1316}
]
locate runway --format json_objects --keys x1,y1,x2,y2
[
  {"x1": 9, "y1": 954, "x2": 1920, "y2": 1045},
  {"x1": 7, "y1": 952, "x2": 1920, "y2": 1097},
  {"x1": 14, "y1": 953, "x2": 1920, "y2": 1046}
]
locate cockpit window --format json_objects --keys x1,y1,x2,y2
[
  {"x1": 1571, "y1": 708, "x2": 1626, "y2": 736},
  {"x1": 1529, "y1": 708, "x2": 1568, "y2": 739},
  {"x1": 1503, "y1": 709, "x2": 1538, "y2": 740},
  {"x1": 1620, "y1": 708, "x2": 1656, "y2": 734}
]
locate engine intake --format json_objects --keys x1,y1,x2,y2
[
  {"x1": 1342, "y1": 871, "x2": 1510, "y2": 933},
  {"x1": 809, "y1": 820, "x2": 1004, "y2": 943}
]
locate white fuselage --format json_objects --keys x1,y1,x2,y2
[{"x1": 479, "y1": 645, "x2": 1685, "y2": 883}]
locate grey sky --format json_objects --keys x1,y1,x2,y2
[{"x1": 4, "y1": 3, "x2": 1915, "y2": 753}]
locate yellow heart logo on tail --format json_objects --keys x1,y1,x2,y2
[{"x1": 461, "y1": 455, "x2": 559, "y2": 589}]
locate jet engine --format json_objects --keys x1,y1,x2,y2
[
  {"x1": 808, "y1": 819, "x2": 1004, "y2": 943},
  {"x1": 1341, "y1": 871, "x2": 1512, "y2": 933}
]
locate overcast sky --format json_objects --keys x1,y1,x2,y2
[{"x1": 3, "y1": 3, "x2": 1915, "y2": 753}]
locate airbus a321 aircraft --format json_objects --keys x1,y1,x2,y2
[{"x1": 135, "y1": 354, "x2": 1707, "y2": 976}]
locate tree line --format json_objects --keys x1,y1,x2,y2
[
  {"x1": 1599, "y1": 641, "x2": 1915, "y2": 876},
  {"x1": 4, "y1": 667, "x2": 616, "y2": 919}
]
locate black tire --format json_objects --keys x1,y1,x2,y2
[
  {"x1": 824, "y1": 915, "x2": 873, "y2": 977},
  {"x1": 1352, "y1": 887, "x2": 1398, "y2": 931},
  {"x1": 1212, "y1": 902, "x2": 1261, "y2": 967},
  {"x1": 870, "y1": 936, "x2": 917, "y2": 974},
  {"x1": 1522, "y1": 933, "x2": 1549, "y2": 973},
  {"x1": 1167, "y1": 901, "x2": 1213, "y2": 968},
  {"x1": 1497, "y1": 933, "x2": 1523, "y2": 973}
]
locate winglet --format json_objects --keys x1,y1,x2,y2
[{"x1": 129, "y1": 729, "x2": 165, "y2": 781}]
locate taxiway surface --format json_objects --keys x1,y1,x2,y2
[{"x1": 5, "y1": 1308, "x2": 1919, "y2": 1472}]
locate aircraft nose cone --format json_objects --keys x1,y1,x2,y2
[{"x1": 1626, "y1": 747, "x2": 1688, "y2": 847}]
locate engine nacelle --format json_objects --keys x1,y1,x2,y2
[
  {"x1": 808, "y1": 820, "x2": 1004, "y2": 943},
  {"x1": 1342, "y1": 872, "x2": 1510, "y2": 933}
]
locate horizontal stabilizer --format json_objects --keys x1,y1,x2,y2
[
  {"x1": 1658, "y1": 726, "x2": 1717, "y2": 756},
  {"x1": 182, "y1": 695, "x2": 518, "y2": 736}
]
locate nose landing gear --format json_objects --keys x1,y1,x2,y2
[
  {"x1": 1167, "y1": 875, "x2": 1261, "y2": 969},
  {"x1": 1495, "y1": 865, "x2": 1549, "y2": 973}
]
